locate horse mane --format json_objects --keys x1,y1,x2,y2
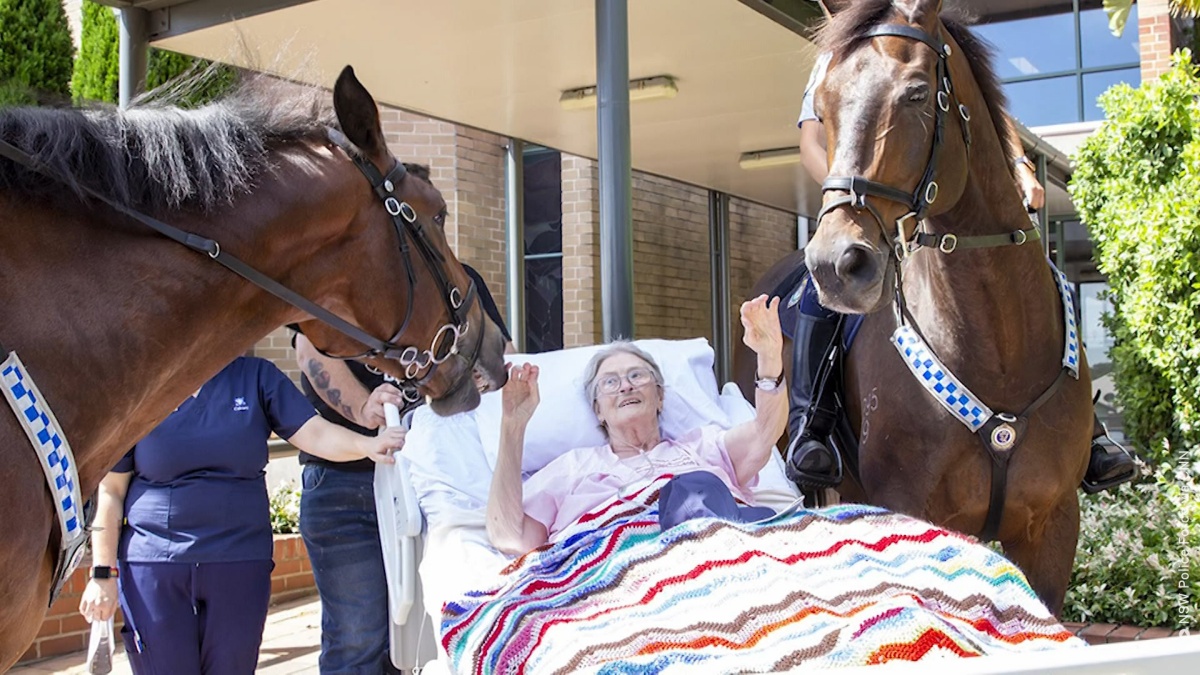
[
  {"x1": 0, "y1": 73, "x2": 352, "y2": 214},
  {"x1": 815, "y1": 0, "x2": 1015, "y2": 168}
]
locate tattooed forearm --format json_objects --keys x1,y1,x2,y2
[
  {"x1": 306, "y1": 359, "x2": 332, "y2": 390},
  {"x1": 304, "y1": 359, "x2": 357, "y2": 423},
  {"x1": 326, "y1": 388, "x2": 356, "y2": 422}
]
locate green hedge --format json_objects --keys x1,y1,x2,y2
[
  {"x1": 1070, "y1": 51, "x2": 1200, "y2": 459},
  {"x1": 0, "y1": 0, "x2": 74, "y2": 104}
]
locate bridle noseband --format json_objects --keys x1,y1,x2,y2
[
  {"x1": 318, "y1": 129, "x2": 482, "y2": 401},
  {"x1": 818, "y1": 23, "x2": 973, "y2": 261}
]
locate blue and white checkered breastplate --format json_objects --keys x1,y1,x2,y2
[{"x1": 890, "y1": 262, "x2": 1080, "y2": 433}]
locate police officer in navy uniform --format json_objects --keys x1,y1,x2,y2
[
  {"x1": 79, "y1": 357, "x2": 405, "y2": 674},
  {"x1": 293, "y1": 264, "x2": 511, "y2": 674}
]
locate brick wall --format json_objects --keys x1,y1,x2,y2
[
  {"x1": 1139, "y1": 0, "x2": 1184, "y2": 81},
  {"x1": 631, "y1": 174, "x2": 712, "y2": 341},
  {"x1": 251, "y1": 326, "x2": 300, "y2": 385},
  {"x1": 561, "y1": 154, "x2": 602, "y2": 348},
  {"x1": 17, "y1": 534, "x2": 315, "y2": 666}
]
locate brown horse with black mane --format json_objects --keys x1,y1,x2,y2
[
  {"x1": 0, "y1": 67, "x2": 508, "y2": 668},
  {"x1": 736, "y1": 0, "x2": 1092, "y2": 615}
]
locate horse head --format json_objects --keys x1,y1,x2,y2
[
  {"x1": 805, "y1": 0, "x2": 972, "y2": 314},
  {"x1": 296, "y1": 67, "x2": 508, "y2": 415}
]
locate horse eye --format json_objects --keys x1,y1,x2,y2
[
  {"x1": 434, "y1": 213, "x2": 446, "y2": 227},
  {"x1": 906, "y1": 84, "x2": 929, "y2": 103}
]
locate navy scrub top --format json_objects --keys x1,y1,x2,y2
[{"x1": 114, "y1": 357, "x2": 317, "y2": 563}]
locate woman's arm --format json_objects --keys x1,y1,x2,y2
[
  {"x1": 286, "y1": 416, "x2": 406, "y2": 463},
  {"x1": 486, "y1": 363, "x2": 549, "y2": 555},
  {"x1": 724, "y1": 295, "x2": 789, "y2": 486},
  {"x1": 79, "y1": 471, "x2": 131, "y2": 622}
]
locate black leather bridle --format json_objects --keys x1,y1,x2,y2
[
  {"x1": 0, "y1": 128, "x2": 481, "y2": 401},
  {"x1": 817, "y1": 23, "x2": 974, "y2": 260}
]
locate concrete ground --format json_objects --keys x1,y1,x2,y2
[{"x1": 11, "y1": 596, "x2": 322, "y2": 675}]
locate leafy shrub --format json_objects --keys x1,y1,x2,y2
[
  {"x1": 1064, "y1": 449, "x2": 1200, "y2": 630},
  {"x1": 1070, "y1": 51, "x2": 1200, "y2": 457},
  {"x1": 269, "y1": 481, "x2": 302, "y2": 534},
  {"x1": 0, "y1": 0, "x2": 75, "y2": 101}
]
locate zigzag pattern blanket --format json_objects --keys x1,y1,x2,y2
[{"x1": 441, "y1": 477, "x2": 1083, "y2": 674}]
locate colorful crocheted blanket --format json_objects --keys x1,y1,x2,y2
[{"x1": 441, "y1": 477, "x2": 1084, "y2": 674}]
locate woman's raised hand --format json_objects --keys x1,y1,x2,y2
[
  {"x1": 503, "y1": 362, "x2": 540, "y2": 426},
  {"x1": 740, "y1": 294, "x2": 783, "y2": 358}
]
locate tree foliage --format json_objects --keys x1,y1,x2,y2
[
  {"x1": 1104, "y1": 0, "x2": 1200, "y2": 36},
  {"x1": 0, "y1": 0, "x2": 75, "y2": 104},
  {"x1": 1070, "y1": 51, "x2": 1200, "y2": 459},
  {"x1": 72, "y1": 0, "x2": 235, "y2": 106},
  {"x1": 71, "y1": 0, "x2": 120, "y2": 103}
]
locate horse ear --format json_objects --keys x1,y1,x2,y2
[{"x1": 333, "y1": 66, "x2": 387, "y2": 158}]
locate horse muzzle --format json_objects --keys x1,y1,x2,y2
[{"x1": 805, "y1": 234, "x2": 891, "y2": 315}]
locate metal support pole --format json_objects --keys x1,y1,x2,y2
[
  {"x1": 118, "y1": 8, "x2": 149, "y2": 109},
  {"x1": 709, "y1": 192, "x2": 732, "y2": 385},
  {"x1": 595, "y1": 0, "x2": 635, "y2": 341},
  {"x1": 504, "y1": 139, "x2": 527, "y2": 353}
]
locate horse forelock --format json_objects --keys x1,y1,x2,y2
[
  {"x1": 815, "y1": 0, "x2": 1015, "y2": 171},
  {"x1": 0, "y1": 74, "x2": 336, "y2": 214}
]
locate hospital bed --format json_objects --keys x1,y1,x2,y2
[{"x1": 373, "y1": 339, "x2": 1200, "y2": 674}]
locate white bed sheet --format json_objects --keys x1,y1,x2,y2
[{"x1": 393, "y1": 340, "x2": 803, "y2": 660}]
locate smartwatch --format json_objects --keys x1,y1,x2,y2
[
  {"x1": 90, "y1": 565, "x2": 117, "y2": 580},
  {"x1": 754, "y1": 371, "x2": 785, "y2": 392}
]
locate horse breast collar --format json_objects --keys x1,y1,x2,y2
[
  {"x1": 890, "y1": 261, "x2": 1080, "y2": 541},
  {"x1": 0, "y1": 350, "x2": 88, "y2": 604}
]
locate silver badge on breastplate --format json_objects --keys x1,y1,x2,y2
[{"x1": 991, "y1": 423, "x2": 1017, "y2": 451}]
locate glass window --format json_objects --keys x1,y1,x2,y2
[
  {"x1": 1080, "y1": 2, "x2": 1140, "y2": 69},
  {"x1": 1004, "y1": 75, "x2": 1080, "y2": 128},
  {"x1": 980, "y1": 0, "x2": 1142, "y2": 126},
  {"x1": 975, "y1": 13, "x2": 1076, "y2": 79},
  {"x1": 521, "y1": 146, "x2": 563, "y2": 353},
  {"x1": 1083, "y1": 67, "x2": 1140, "y2": 121},
  {"x1": 524, "y1": 257, "x2": 563, "y2": 353},
  {"x1": 523, "y1": 149, "x2": 562, "y2": 256}
]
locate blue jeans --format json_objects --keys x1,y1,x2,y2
[{"x1": 300, "y1": 464, "x2": 401, "y2": 675}]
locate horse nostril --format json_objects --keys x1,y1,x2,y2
[{"x1": 835, "y1": 245, "x2": 877, "y2": 284}]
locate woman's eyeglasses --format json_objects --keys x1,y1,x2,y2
[{"x1": 593, "y1": 368, "x2": 656, "y2": 397}]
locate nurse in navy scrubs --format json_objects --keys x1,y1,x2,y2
[{"x1": 77, "y1": 356, "x2": 405, "y2": 675}]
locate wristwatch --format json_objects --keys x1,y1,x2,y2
[
  {"x1": 755, "y1": 371, "x2": 785, "y2": 392},
  {"x1": 1013, "y1": 155, "x2": 1036, "y2": 172},
  {"x1": 90, "y1": 565, "x2": 117, "y2": 580}
]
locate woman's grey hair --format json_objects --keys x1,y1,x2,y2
[{"x1": 582, "y1": 341, "x2": 665, "y2": 401}]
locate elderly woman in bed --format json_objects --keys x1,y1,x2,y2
[{"x1": 487, "y1": 295, "x2": 788, "y2": 555}]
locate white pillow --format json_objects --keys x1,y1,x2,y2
[{"x1": 475, "y1": 338, "x2": 732, "y2": 474}]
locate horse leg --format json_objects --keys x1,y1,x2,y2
[{"x1": 1002, "y1": 491, "x2": 1080, "y2": 616}]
